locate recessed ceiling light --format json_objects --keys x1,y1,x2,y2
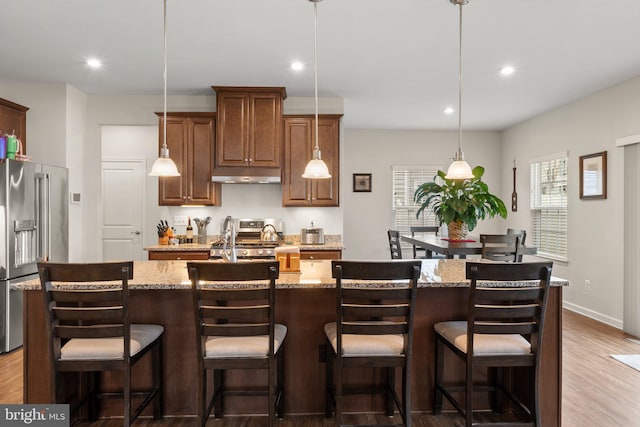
[
  {"x1": 500, "y1": 65, "x2": 515, "y2": 76},
  {"x1": 86, "y1": 58, "x2": 102, "y2": 69},
  {"x1": 444, "y1": 107, "x2": 455, "y2": 115},
  {"x1": 291, "y1": 61, "x2": 304, "y2": 71}
]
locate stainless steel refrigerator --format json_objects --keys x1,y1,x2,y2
[{"x1": 0, "y1": 159, "x2": 68, "y2": 353}]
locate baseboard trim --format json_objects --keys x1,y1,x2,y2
[{"x1": 563, "y1": 301, "x2": 623, "y2": 330}]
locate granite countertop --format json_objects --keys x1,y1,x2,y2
[
  {"x1": 144, "y1": 235, "x2": 344, "y2": 252},
  {"x1": 14, "y1": 259, "x2": 568, "y2": 291}
]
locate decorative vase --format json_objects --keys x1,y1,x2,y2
[{"x1": 447, "y1": 221, "x2": 469, "y2": 241}]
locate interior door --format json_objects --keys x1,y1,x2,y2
[{"x1": 101, "y1": 160, "x2": 145, "y2": 261}]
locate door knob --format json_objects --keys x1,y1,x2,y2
[{"x1": 131, "y1": 231, "x2": 141, "y2": 235}]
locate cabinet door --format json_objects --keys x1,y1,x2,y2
[
  {"x1": 216, "y1": 92, "x2": 249, "y2": 167},
  {"x1": 159, "y1": 116, "x2": 188, "y2": 205},
  {"x1": 282, "y1": 115, "x2": 341, "y2": 207},
  {"x1": 310, "y1": 118, "x2": 340, "y2": 206},
  {"x1": 249, "y1": 93, "x2": 282, "y2": 168},
  {"x1": 158, "y1": 113, "x2": 220, "y2": 206},
  {"x1": 188, "y1": 117, "x2": 219, "y2": 205},
  {"x1": 282, "y1": 117, "x2": 313, "y2": 206}
]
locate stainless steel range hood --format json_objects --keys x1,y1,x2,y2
[{"x1": 211, "y1": 175, "x2": 281, "y2": 184}]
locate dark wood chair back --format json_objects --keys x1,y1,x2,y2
[
  {"x1": 507, "y1": 228, "x2": 527, "y2": 261},
  {"x1": 466, "y1": 262, "x2": 552, "y2": 350},
  {"x1": 39, "y1": 261, "x2": 134, "y2": 366},
  {"x1": 410, "y1": 225, "x2": 440, "y2": 259},
  {"x1": 332, "y1": 260, "x2": 421, "y2": 352},
  {"x1": 37, "y1": 261, "x2": 163, "y2": 426},
  {"x1": 480, "y1": 233, "x2": 520, "y2": 262},
  {"x1": 187, "y1": 261, "x2": 279, "y2": 354},
  {"x1": 387, "y1": 229, "x2": 403, "y2": 259}
]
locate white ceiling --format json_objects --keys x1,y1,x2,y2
[{"x1": 1, "y1": 0, "x2": 640, "y2": 130}]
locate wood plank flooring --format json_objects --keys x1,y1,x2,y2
[{"x1": 2, "y1": 309, "x2": 640, "y2": 426}]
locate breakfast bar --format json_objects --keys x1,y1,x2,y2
[{"x1": 18, "y1": 259, "x2": 567, "y2": 425}]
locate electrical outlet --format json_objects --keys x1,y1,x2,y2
[
  {"x1": 584, "y1": 279, "x2": 591, "y2": 291},
  {"x1": 173, "y1": 216, "x2": 188, "y2": 226}
]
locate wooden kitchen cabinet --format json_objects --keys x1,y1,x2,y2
[
  {"x1": 282, "y1": 114, "x2": 342, "y2": 207},
  {"x1": 212, "y1": 86, "x2": 286, "y2": 172},
  {"x1": 148, "y1": 250, "x2": 210, "y2": 260},
  {"x1": 0, "y1": 97, "x2": 28, "y2": 154},
  {"x1": 299, "y1": 249, "x2": 342, "y2": 260},
  {"x1": 156, "y1": 112, "x2": 221, "y2": 206}
]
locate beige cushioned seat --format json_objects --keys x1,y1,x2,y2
[
  {"x1": 205, "y1": 324, "x2": 287, "y2": 358},
  {"x1": 60, "y1": 324, "x2": 165, "y2": 360},
  {"x1": 434, "y1": 320, "x2": 530, "y2": 355},
  {"x1": 324, "y1": 321, "x2": 404, "y2": 356}
]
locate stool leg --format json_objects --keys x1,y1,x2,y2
[
  {"x1": 325, "y1": 343, "x2": 334, "y2": 418},
  {"x1": 276, "y1": 346, "x2": 285, "y2": 419},
  {"x1": 434, "y1": 336, "x2": 444, "y2": 414},
  {"x1": 152, "y1": 340, "x2": 163, "y2": 420},
  {"x1": 213, "y1": 369, "x2": 224, "y2": 418},
  {"x1": 268, "y1": 356, "x2": 276, "y2": 427},
  {"x1": 124, "y1": 364, "x2": 131, "y2": 427},
  {"x1": 385, "y1": 367, "x2": 395, "y2": 417},
  {"x1": 403, "y1": 365, "x2": 411, "y2": 427}
]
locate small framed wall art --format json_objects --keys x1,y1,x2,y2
[
  {"x1": 353, "y1": 173, "x2": 372, "y2": 192},
  {"x1": 579, "y1": 151, "x2": 607, "y2": 199}
]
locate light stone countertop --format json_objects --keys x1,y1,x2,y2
[
  {"x1": 14, "y1": 259, "x2": 568, "y2": 291},
  {"x1": 144, "y1": 235, "x2": 344, "y2": 252}
]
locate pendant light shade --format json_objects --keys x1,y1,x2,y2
[
  {"x1": 302, "y1": 0, "x2": 331, "y2": 180},
  {"x1": 149, "y1": 0, "x2": 180, "y2": 177},
  {"x1": 445, "y1": 0, "x2": 474, "y2": 180}
]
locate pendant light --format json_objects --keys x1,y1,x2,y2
[
  {"x1": 302, "y1": 0, "x2": 331, "y2": 179},
  {"x1": 149, "y1": 0, "x2": 180, "y2": 177},
  {"x1": 445, "y1": 0, "x2": 474, "y2": 180}
]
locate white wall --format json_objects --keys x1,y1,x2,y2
[
  {"x1": 342, "y1": 129, "x2": 503, "y2": 260},
  {"x1": 501, "y1": 75, "x2": 640, "y2": 328}
]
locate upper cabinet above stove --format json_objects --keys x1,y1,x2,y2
[{"x1": 212, "y1": 86, "x2": 287, "y2": 182}]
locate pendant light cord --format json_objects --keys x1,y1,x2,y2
[
  {"x1": 163, "y1": 0, "x2": 168, "y2": 154},
  {"x1": 313, "y1": 0, "x2": 320, "y2": 155},
  {"x1": 457, "y1": 0, "x2": 463, "y2": 155}
]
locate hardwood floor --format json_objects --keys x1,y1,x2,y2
[{"x1": 2, "y1": 309, "x2": 640, "y2": 426}]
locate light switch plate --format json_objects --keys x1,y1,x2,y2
[{"x1": 173, "y1": 216, "x2": 188, "y2": 226}]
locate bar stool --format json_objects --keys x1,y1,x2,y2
[
  {"x1": 187, "y1": 261, "x2": 285, "y2": 427},
  {"x1": 38, "y1": 261, "x2": 164, "y2": 427},
  {"x1": 433, "y1": 261, "x2": 553, "y2": 427},
  {"x1": 324, "y1": 260, "x2": 421, "y2": 427}
]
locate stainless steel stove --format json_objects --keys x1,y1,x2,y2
[{"x1": 209, "y1": 218, "x2": 283, "y2": 260}]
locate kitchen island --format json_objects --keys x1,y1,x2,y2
[{"x1": 19, "y1": 259, "x2": 566, "y2": 425}]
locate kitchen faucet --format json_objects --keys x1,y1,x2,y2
[{"x1": 221, "y1": 216, "x2": 237, "y2": 263}]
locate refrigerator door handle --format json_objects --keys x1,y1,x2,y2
[{"x1": 34, "y1": 172, "x2": 47, "y2": 261}]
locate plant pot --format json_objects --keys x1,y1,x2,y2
[{"x1": 447, "y1": 221, "x2": 469, "y2": 241}]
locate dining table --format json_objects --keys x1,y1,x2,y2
[{"x1": 401, "y1": 233, "x2": 537, "y2": 259}]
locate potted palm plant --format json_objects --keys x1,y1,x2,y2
[{"x1": 414, "y1": 166, "x2": 507, "y2": 240}]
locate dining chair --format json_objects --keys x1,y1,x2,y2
[
  {"x1": 507, "y1": 228, "x2": 527, "y2": 261},
  {"x1": 388, "y1": 229, "x2": 403, "y2": 259},
  {"x1": 433, "y1": 261, "x2": 553, "y2": 427},
  {"x1": 480, "y1": 234, "x2": 520, "y2": 262},
  {"x1": 187, "y1": 261, "x2": 285, "y2": 427},
  {"x1": 410, "y1": 225, "x2": 443, "y2": 259},
  {"x1": 38, "y1": 261, "x2": 164, "y2": 427},
  {"x1": 324, "y1": 260, "x2": 421, "y2": 427}
]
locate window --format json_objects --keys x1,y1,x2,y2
[
  {"x1": 392, "y1": 165, "x2": 441, "y2": 251},
  {"x1": 530, "y1": 152, "x2": 568, "y2": 261}
]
